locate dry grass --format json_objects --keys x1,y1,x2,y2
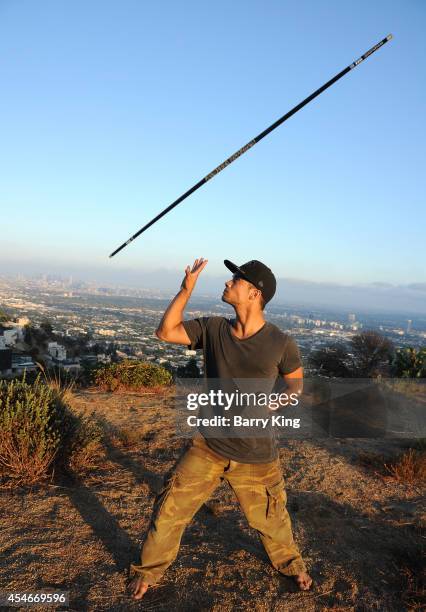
[
  {"x1": 358, "y1": 448, "x2": 426, "y2": 486},
  {"x1": 68, "y1": 439, "x2": 106, "y2": 475},
  {"x1": 88, "y1": 382, "x2": 176, "y2": 398},
  {"x1": 112, "y1": 427, "x2": 143, "y2": 449},
  {"x1": 380, "y1": 378, "x2": 426, "y2": 400},
  {"x1": 94, "y1": 382, "x2": 174, "y2": 395},
  {"x1": 399, "y1": 565, "x2": 426, "y2": 611},
  {"x1": 384, "y1": 448, "x2": 426, "y2": 484},
  {"x1": 35, "y1": 360, "x2": 76, "y2": 404}
]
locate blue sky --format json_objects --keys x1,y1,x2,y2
[{"x1": 0, "y1": 0, "x2": 425, "y2": 287}]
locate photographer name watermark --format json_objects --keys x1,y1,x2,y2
[{"x1": 187, "y1": 414, "x2": 300, "y2": 429}]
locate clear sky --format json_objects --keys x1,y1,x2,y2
[{"x1": 0, "y1": 0, "x2": 425, "y2": 286}]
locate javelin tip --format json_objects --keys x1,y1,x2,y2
[{"x1": 386, "y1": 34, "x2": 393, "y2": 41}]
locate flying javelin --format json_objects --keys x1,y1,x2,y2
[{"x1": 109, "y1": 34, "x2": 392, "y2": 259}]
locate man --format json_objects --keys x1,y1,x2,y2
[{"x1": 128, "y1": 257, "x2": 312, "y2": 600}]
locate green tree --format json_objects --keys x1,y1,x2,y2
[
  {"x1": 40, "y1": 319, "x2": 55, "y2": 338},
  {"x1": 0, "y1": 308, "x2": 11, "y2": 323},
  {"x1": 350, "y1": 331, "x2": 394, "y2": 377},
  {"x1": 308, "y1": 331, "x2": 394, "y2": 378},
  {"x1": 23, "y1": 323, "x2": 50, "y2": 352},
  {"x1": 308, "y1": 343, "x2": 354, "y2": 378}
]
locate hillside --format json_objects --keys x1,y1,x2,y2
[{"x1": 0, "y1": 388, "x2": 424, "y2": 611}]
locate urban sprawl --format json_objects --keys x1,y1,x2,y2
[{"x1": 0, "y1": 274, "x2": 424, "y2": 378}]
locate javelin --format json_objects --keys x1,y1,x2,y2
[{"x1": 109, "y1": 34, "x2": 392, "y2": 258}]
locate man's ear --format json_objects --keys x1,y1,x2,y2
[{"x1": 249, "y1": 287, "x2": 262, "y2": 302}]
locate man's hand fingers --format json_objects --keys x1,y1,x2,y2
[{"x1": 192, "y1": 257, "x2": 207, "y2": 273}]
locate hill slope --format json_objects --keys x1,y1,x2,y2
[{"x1": 0, "y1": 389, "x2": 424, "y2": 611}]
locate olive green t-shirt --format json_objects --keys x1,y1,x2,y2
[{"x1": 181, "y1": 316, "x2": 302, "y2": 463}]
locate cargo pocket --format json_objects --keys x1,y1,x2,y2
[
  {"x1": 265, "y1": 478, "x2": 287, "y2": 521},
  {"x1": 152, "y1": 472, "x2": 178, "y2": 523}
]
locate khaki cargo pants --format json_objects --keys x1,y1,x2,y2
[{"x1": 130, "y1": 432, "x2": 307, "y2": 585}]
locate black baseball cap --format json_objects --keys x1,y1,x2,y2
[{"x1": 224, "y1": 259, "x2": 277, "y2": 305}]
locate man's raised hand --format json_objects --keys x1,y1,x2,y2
[{"x1": 181, "y1": 257, "x2": 208, "y2": 292}]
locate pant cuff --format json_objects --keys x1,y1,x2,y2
[
  {"x1": 129, "y1": 564, "x2": 159, "y2": 586},
  {"x1": 278, "y1": 559, "x2": 307, "y2": 576}
]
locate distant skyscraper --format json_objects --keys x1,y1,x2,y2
[
  {"x1": 407, "y1": 320, "x2": 412, "y2": 333},
  {"x1": 348, "y1": 313, "x2": 356, "y2": 323}
]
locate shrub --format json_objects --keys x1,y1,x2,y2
[
  {"x1": 0, "y1": 374, "x2": 103, "y2": 487},
  {"x1": 92, "y1": 359, "x2": 173, "y2": 392},
  {"x1": 391, "y1": 347, "x2": 426, "y2": 378}
]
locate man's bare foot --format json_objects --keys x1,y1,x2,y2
[
  {"x1": 128, "y1": 576, "x2": 149, "y2": 600},
  {"x1": 294, "y1": 571, "x2": 313, "y2": 591}
]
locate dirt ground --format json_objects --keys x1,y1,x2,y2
[{"x1": 0, "y1": 388, "x2": 424, "y2": 611}]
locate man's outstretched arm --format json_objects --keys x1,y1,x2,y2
[{"x1": 155, "y1": 257, "x2": 208, "y2": 345}]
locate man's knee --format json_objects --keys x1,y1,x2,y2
[{"x1": 152, "y1": 470, "x2": 217, "y2": 528}]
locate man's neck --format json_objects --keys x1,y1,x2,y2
[{"x1": 231, "y1": 307, "x2": 266, "y2": 339}]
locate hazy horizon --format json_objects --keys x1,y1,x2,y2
[{"x1": 2, "y1": 259, "x2": 426, "y2": 317}]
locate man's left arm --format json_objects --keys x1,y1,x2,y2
[
  {"x1": 282, "y1": 366, "x2": 303, "y2": 397},
  {"x1": 268, "y1": 367, "x2": 304, "y2": 413},
  {"x1": 271, "y1": 336, "x2": 304, "y2": 411}
]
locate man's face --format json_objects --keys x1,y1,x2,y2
[{"x1": 221, "y1": 273, "x2": 260, "y2": 307}]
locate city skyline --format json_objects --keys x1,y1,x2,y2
[{"x1": 1, "y1": 265, "x2": 426, "y2": 317}]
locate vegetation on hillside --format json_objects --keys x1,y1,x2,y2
[
  {"x1": 392, "y1": 346, "x2": 426, "y2": 378},
  {"x1": 92, "y1": 359, "x2": 173, "y2": 392},
  {"x1": 0, "y1": 373, "x2": 103, "y2": 487},
  {"x1": 308, "y1": 330, "x2": 425, "y2": 379}
]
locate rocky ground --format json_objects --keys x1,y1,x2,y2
[{"x1": 0, "y1": 388, "x2": 424, "y2": 611}]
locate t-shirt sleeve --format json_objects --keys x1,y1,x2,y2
[
  {"x1": 278, "y1": 336, "x2": 302, "y2": 375},
  {"x1": 181, "y1": 316, "x2": 209, "y2": 350}
]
